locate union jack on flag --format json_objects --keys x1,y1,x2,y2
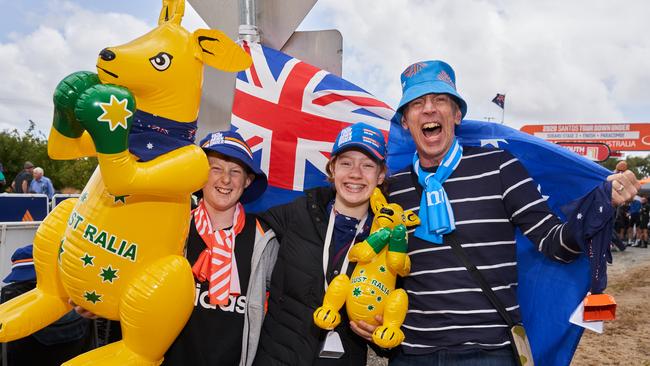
[{"x1": 232, "y1": 41, "x2": 394, "y2": 212}]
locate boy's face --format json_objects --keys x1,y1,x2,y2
[{"x1": 202, "y1": 153, "x2": 252, "y2": 212}]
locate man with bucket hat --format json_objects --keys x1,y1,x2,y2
[
  {"x1": 161, "y1": 130, "x2": 278, "y2": 366},
  {"x1": 366, "y1": 60, "x2": 640, "y2": 365}
]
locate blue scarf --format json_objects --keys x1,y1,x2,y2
[
  {"x1": 128, "y1": 110, "x2": 198, "y2": 162},
  {"x1": 413, "y1": 138, "x2": 463, "y2": 244}
]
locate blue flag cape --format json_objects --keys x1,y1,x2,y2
[{"x1": 387, "y1": 119, "x2": 611, "y2": 366}]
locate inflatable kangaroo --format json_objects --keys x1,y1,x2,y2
[
  {"x1": 0, "y1": 1, "x2": 251, "y2": 365},
  {"x1": 313, "y1": 188, "x2": 420, "y2": 348}
]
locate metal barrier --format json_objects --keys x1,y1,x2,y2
[{"x1": 52, "y1": 194, "x2": 81, "y2": 210}]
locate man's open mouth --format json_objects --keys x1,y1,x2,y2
[
  {"x1": 422, "y1": 122, "x2": 441, "y2": 137},
  {"x1": 97, "y1": 66, "x2": 118, "y2": 79}
]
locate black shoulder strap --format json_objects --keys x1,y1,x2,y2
[{"x1": 446, "y1": 232, "x2": 515, "y2": 327}]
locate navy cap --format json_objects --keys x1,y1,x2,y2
[
  {"x1": 3, "y1": 245, "x2": 36, "y2": 283},
  {"x1": 396, "y1": 60, "x2": 467, "y2": 119},
  {"x1": 332, "y1": 122, "x2": 386, "y2": 161},
  {"x1": 199, "y1": 131, "x2": 268, "y2": 204}
]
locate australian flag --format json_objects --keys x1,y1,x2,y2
[
  {"x1": 231, "y1": 41, "x2": 393, "y2": 212},
  {"x1": 388, "y1": 120, "x2": 611, "y2": 365},
  {"x1": 492, "y1": 93, "x2": 505, "y2": 109}
]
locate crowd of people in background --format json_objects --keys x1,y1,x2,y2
[
  {"x1": 614, "y1": 195, "x2": 649, "y2": 249},
  {"x1": 613, "y1": 161, "x2": 649, "y2": 249},
  {"x1": 0, "y1": 161, "x2": 57, "y2": 197}
]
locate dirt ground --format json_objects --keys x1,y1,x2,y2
[
  {"x1": 572, "y1": 246, "x2": 650, "y2": 365},
  {"x1": 367, "y1": 246, "x2": 650, "y2": 366}
]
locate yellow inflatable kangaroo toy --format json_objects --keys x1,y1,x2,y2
[
  {"x1": 0, "y1": 1, "x2": 251, "y2": 365},
  {"x1": 313, "y1": 188, "x2": 420, "y2": 348}
]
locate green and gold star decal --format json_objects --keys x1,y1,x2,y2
[
  {"x1": 367, "y1": 304, "x2": 375, "y2": 311},
  {"x1": 99, "y1": 265, "x2": 119, "y2": 283},
  {"x1": 379, "y1": 265, "x2": 386, "y2": 273},
  {"x1": 80, "y1": 253, "x2": 94, "y2": 267},
  {"x1": 111, "y1": 194, "x2": 129, "y2": 204},
  {"x1": 97, "y1": 94, "x2": 132, "y2": 131},
  {"x1": 359, "y1": 269, "x2": 365, "y2": 275},
  {"x1": 58, "y1": 239, "x2": 65, "y2": 262},
  {"x1": 84, "y1": 290, "x2": 102, "y2": 304},
  {"x1": 377, "y1": 296, "x2": 383, "y2": 302},
  {"x1": 352, "y1": 286, "x2": 362, "y2": 298}
]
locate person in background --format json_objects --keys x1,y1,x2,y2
[
  {"x1": 635, "y1": 196, "x2": 648, "y2": 248},
  {"x1": 253, "y1": 122, "x2": 387, "y2": 366},
  {"x1": 1, "y1": 245, "x2": 94, "y2": 366},
  {"x1": 28, "y1": 167, "x2": 56, "y2": 199},
  {"x1": 614, "y1": 203, "x2": 630, "y2": 250},
  {"x1": 612, "y1": 161, "x2": 631, "y2": 250},
  {"x1": 0, "y1": 162, "x2": 6, "y2": 188},
  {"x1": 627, "y1": 196, "x2": 642, "y2": 246},
  {"x1": 11, "y1": 161, "x2": 34, "y2": 193},
  {"x1": 353, "y1": 60, "x2": 640, "y2": 366}
]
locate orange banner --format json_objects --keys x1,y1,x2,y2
[{"x1": 520, "y1": 123, "x2": 650, "y2": 151}]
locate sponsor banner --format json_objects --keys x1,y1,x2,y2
[
  {"x1": 556, "y1": 142, "x2": 610, "y2": 162},
  {"x1": 0, "y1": 194, "x2": 48, "y2": 222},
  {"x1": 520, "y1": 123, "x2": 650, "y2": 151}
]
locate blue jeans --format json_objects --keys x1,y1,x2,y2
[{"x1": 389, "y1": 347, "x2": 517, "y2": 366}]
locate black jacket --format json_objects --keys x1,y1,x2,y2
[{"x1": 253, "y1": 187, "x2": 368, "y2": 366}]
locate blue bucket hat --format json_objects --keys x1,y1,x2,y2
[
  {"x1": 396, "y1": 60, "x2": 467, "y2": 119},
  {"x1": 3, "y1": 245, "x2": 36, "y2": 283},
  {"x1": 199, "y1": 131, "x2": 268, "y2": 203},
  {"x1": 332, "y1": 122, "x2": 386, "y2": 162}
]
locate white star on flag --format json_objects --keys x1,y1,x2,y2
[
  {"x1": 479, "y1": 138, "x2": 508, "y2": 148},
  {"x1": 146, "y1": 142, "x2": 154, "y2": 150},
  {"x1": 537, "y1": 184, "x2": 550, "y2": 201}
]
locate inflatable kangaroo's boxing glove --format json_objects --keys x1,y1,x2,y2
[
  {"x1": 53, "y1": 71, "x2": 101, "y2": 139},
  {"x1": 53, "y1": 71, "x2": 135, "y2": 154}
]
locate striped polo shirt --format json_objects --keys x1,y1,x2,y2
[{"x1": 387, "y1": 146, "x2": 581, "y2": 354}]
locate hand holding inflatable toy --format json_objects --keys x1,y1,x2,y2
[
  {"x1": 0, "y1": 1, "x2": 251, "y2": 365},
  {"x1": 313, "y1": 188, "x2": 420, "y2": 349}
]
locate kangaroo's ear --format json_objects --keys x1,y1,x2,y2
[
  {"x1": 404, "y1": 211, "x2": 421, "y2": 227},
  {"x1": 370, "y1": 188, "x2": 387, "y2": 214},
  {"x1": 193, "y1": 29, "x2": 252, "y2": 72},
  {"x1": 159, "y1": 0, "x2": 185, "y2": 25}
]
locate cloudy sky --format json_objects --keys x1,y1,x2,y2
[{"x1": 2, "y1": 0, "x2": 649, "y2": 137}]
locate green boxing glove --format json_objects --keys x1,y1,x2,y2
[
  {"x1": 388, "y1": 224, "x2": 408, "y2": 254},
  {"x1": 74, "y1": 84, "x2": 135, "y2": 154},
  {"x1": 53, "y1": 71, "x2": 101, "y2": 138},
  {"x1": 366, "y1": 227, "x2": 391, "y2": 254}
]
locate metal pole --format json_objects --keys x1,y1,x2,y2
[{"x1": 239, "y1": 0, "x2": 260, "y2": 43}]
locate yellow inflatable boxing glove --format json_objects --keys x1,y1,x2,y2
[{"x1": 313, "y1": 188, "x2": 420, "y2": 349}]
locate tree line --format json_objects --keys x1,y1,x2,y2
[{"x1": 1, "y1": 121, "x2": 97, "y2": 192}]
